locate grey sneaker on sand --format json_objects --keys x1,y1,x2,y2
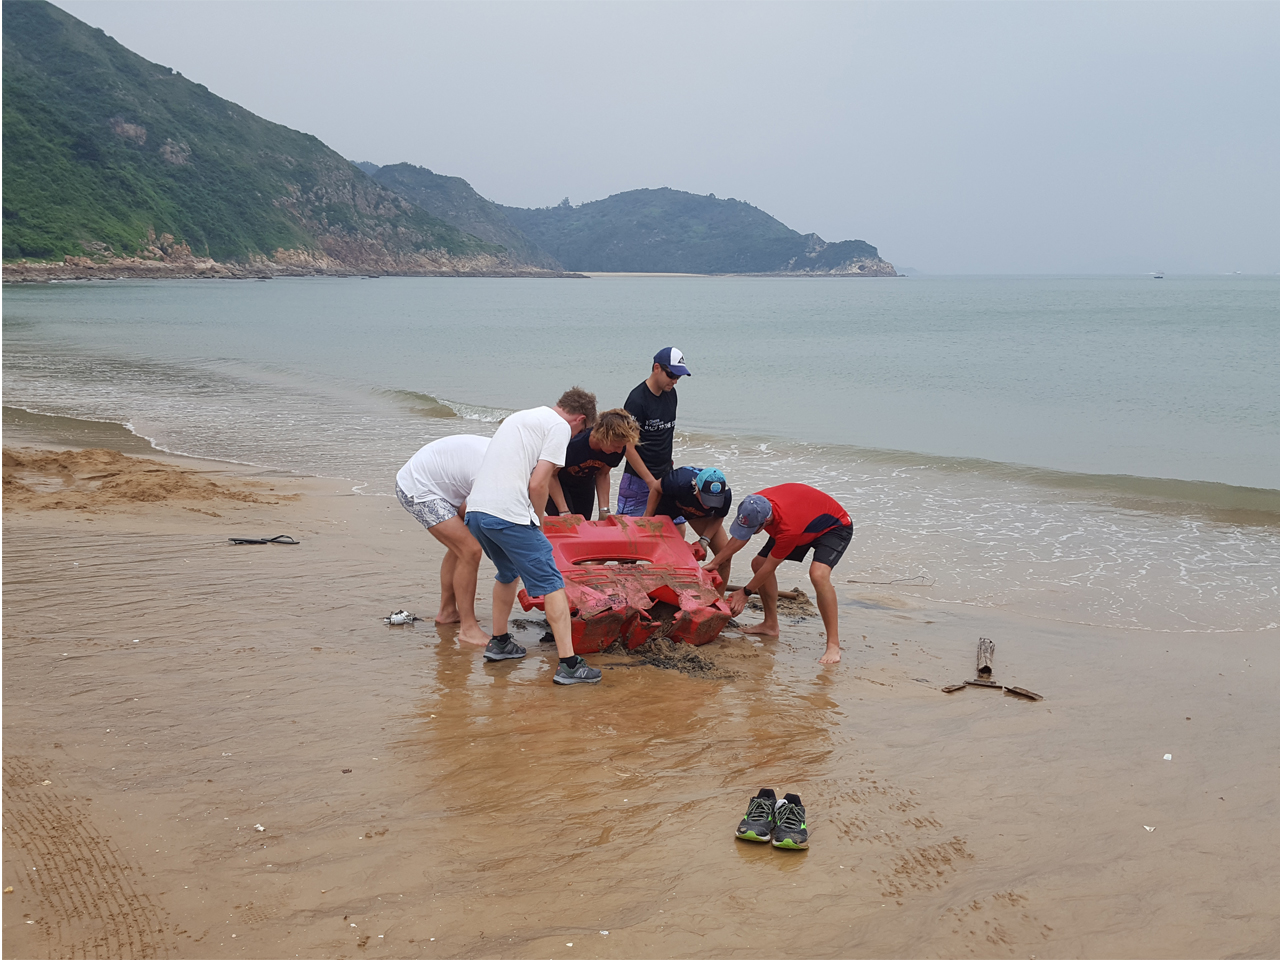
[
  {"x1": 483, "y1": 633, "x2": 527, "y2": 661},
  {"x1": 735, "y1": 787, "x2": 777, "y2": 842},
  {"x1": 553, "y1": 659, "x2": 602, "y2": 684},
  {"x1": 772, "y1": 793, "x2": 809, "y2": 850}
]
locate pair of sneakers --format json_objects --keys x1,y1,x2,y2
[
  {"x1": 483, "y1": 634, "x2": 601, "y2": 685},
  {"x1": 735, "y1": 788, "x2": 808, "y2": 849}
]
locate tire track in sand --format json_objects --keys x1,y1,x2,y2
[{"x1": 3, "y1": 757, "x2": 171, "y2": 959}]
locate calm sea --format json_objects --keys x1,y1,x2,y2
[{"x1": 4, "y1": 275, "x2": 1278, "y2": 633}]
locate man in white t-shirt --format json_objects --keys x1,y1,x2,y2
[
  {"x1": 395, "y1": 434, "x2": 490, "y2": 645},
  {"x1": 465, "y1": 387, "x2": 604, "y2": 685}
]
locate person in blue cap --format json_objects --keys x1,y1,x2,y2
[
  {"x1": 618, "y1": 347, "x2": 691, "y2": 517},
  {"x1": 643, "y1": 466, "x2": 734, "y2": 577}
]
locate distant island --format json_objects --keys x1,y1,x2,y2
[
  {"x1": 501, "y1": 189, "x2": 895, "y2": 276},
  {"x1": 356, "y1": 168, "x2": 897, "y2": 278},
  {"x1": 2, "y1": 0, "x2": 895, "y2": 282}
]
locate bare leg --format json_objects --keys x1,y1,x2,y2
[
  {"x1": 811, "y1": 561, "x2": 841, "y2": 663},
  {"x1": 491, "y1": 578, "x2": 519, "y2": 639},
  {"x1": 543, "y1": 588, "x2": 576, "y2": 659},
  {"x1": 435, "y1": 549, "x2": 460, "y2": 623},
  {"x1": 427, "y1": 516, "x2": 488, "y2": 644},
  {"x1": 740, "y1": 554, "x2": 780, "y2": 637}
]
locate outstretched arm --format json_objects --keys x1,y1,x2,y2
[
  {"x1": 594, "y1": 468, "x2": 612, "y2": 519},
  {"x1": 548, "y1": 469, "x2": 571, "y2": 515},
  {"x1": 624, "y1": 445, "x2": 662, "y2": 496},
  {"x1": 704, "y1": 535, "x2": 748, "y2": 574},
  {"x1": 642, "y1": 482, "x2": 664, "y2": 518},
  {"x1": 690, "y1": 516, "x2": 726, "y2": 562},
  {"x1": 727, "y1": 552, "x2": 785, "y2": 616},
  {"x1": 529, "y1": 459, "x2": 558, "y2": 525}
]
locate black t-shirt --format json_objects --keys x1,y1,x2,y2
[
  {"x1": 623, "y1": 380, "x2": 678, "y2": 478},
  {"x1": 547, "y1": 427, "x2": 624, "y2": 516},
  {"x1": 655, "y1": 466, "x2": 732, "y2": 520}
]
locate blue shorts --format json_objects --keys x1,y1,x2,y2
[{"x1": 464, "y1": 511, "x2": 565, "y2": 597}]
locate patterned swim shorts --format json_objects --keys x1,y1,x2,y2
[{"x1": 396, "y1": 484, "x2": 457, "y2": 529}]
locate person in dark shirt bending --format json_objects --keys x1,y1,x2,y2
[
  {"x1": 704, "y1": 483, "x2": 853, "y2": 664},
  {"x1": 546, "y1": 409, "x2": 640, "y2": 519},
  {"x1": 644, "y1": 466, "x2": 734, "y2": 582},
  {"x1": 617, "y1": 347, "x2": 690, "y2": 516}
]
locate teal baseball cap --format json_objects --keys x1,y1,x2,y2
[{"x1": 694, "y1": 468, "x2": 729, "y2": 508}]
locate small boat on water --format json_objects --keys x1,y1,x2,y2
[{"x1": 1152, "y1": 272, "x2": 1164, "y2": 279}]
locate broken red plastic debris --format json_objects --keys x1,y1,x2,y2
[{"x1": 517, "y1": 514, "x2": 732, "y2": 654}]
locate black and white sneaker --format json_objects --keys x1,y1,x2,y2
[
  {"x1": 735, "y1": 788, "x2": 777, "y2": 842},
  {"x1": 483, "y1": 633, "x2": 527, "y2": 661},
  {"x1": 553, "y1": 659, "x2": 602, "y2": 684},
  {"x1": 772, "y1": 793, "x2": 809, "y2": 850}
]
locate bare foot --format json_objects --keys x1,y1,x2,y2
[
  {"x1": 435, "y1": 607, "x2": 462, "y2": 624},
  {"x1": 818, "y1": 646, "x2": 842, "y2": 664},
  {"x1": 457, "y1": 624, "x2": 490, "y2": 646},
  {"x1": 740, "y1": 621, "x2": 780, "y2": 637}
]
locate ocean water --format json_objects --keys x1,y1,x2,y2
[{"x1": 4, "y1": 275, "x2": 1278, "y2": 633}]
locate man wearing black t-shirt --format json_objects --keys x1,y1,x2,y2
[{"x1": 618, "y1": 347, "x2": 690, "y2": 516}]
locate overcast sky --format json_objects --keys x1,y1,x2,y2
[{"x1": 53, "y1": 1, "x2": 1279, "y2": 274}]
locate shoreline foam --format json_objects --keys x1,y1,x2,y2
[{"x1": 7, "y1": 404, "x2": 1279, "y2": 636}]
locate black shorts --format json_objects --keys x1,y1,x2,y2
[{"x1": 758, "y1": 524, "x2": 852, "y2": 568}]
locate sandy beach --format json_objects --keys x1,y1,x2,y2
[{"x1": 4, "y1": 431, "x2": 1279, "y2": 959}]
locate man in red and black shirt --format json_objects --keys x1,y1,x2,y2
[{"x1": 703, "y1": 483, "x2": 852, "y2": 663}]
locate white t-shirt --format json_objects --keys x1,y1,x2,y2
[
  {"x1": 396, "y1": 435, "x2": 490, "y2": 507},
  {"x1": 466, "y1": 406, "x2": 571, "y2": 524}
]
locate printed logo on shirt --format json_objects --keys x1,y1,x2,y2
[
  {"x1": 565, "y1": 459, "x2": 614, "y2": 477},
  {"x1": 641, "y1": 418, "x2": 676, "y2": 433}
]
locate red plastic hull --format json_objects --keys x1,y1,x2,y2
[{"x1": 517, "y1": 515, "x2": 732, "y2": 654}]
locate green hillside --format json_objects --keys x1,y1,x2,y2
[
  {"x1": 2, "y1": 0, "x2": 496, "y2": 265},
  {"x1": 369, "y1": 163, "x2": 561, "y2": 270},
  {"x1": 501, "y1": 188, "x2": 894, "y2": 275}
]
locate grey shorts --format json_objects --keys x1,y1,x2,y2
[{"x1": 396, "y1": 484, "x2": 457, "y2": 529}]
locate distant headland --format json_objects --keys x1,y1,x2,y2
[{"x1": 2, "y1": 0, "x2": 894, "y2": 282}]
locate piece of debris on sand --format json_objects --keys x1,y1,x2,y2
[
  {"x1": 2, "y1": 447, "x2": 289, "y2": 512},
  {"x1": 625, "y1": 636, "x2": 741, "y2": 680},
  {"x1": 746, "y1": 587, "x2": 818, "y2": 618}
]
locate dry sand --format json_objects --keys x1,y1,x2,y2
[{"x1": 4, "y1": 440, "x2": 1278, "y2": 959}]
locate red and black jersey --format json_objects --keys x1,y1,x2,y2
[{"x1": 757, "y1": 484, "x2": 851, "y2": 560}]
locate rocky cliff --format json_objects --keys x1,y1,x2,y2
[
  {"x1": 2, "y1": 1, "x2": 568, "y2": 280},
  {"x1": 367, "y1": 163, "x2": 562, "y2": 271}
]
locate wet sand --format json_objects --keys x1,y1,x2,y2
[{"x1": 4, "y1": 440, "x2": 1279, "y2": 959}]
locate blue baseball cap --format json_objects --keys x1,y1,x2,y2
[
  {"x1": 694, "y1": 468, "x2": 729, "y2": 508},
  {"x1": 729, "y1": 494, "x2": 772, "y2": 541},
  {"x1": 654, "y1": 347, "x2": 691, "y2": 377}
]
